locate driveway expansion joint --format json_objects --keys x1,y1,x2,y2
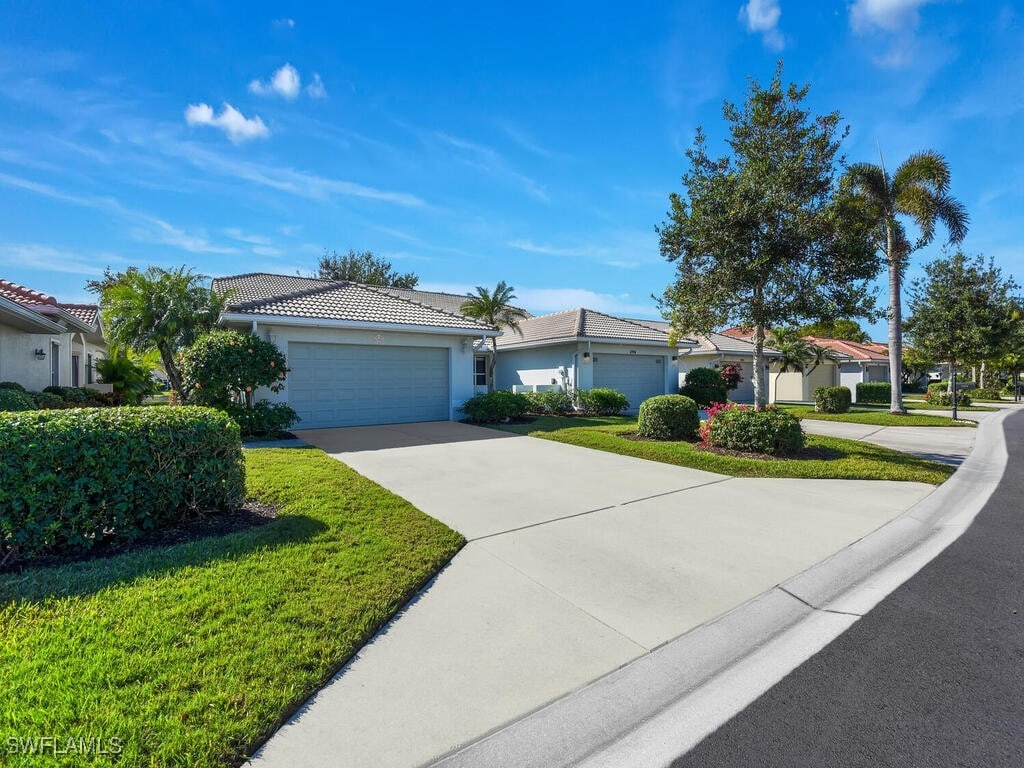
[{"x1": 778, "y1": 585, "x2": 864, "y2": 618}]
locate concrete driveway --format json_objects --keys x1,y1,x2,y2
[
  {"x1": 798, "y1": 419, "x2": 978, "y2": 465},
  {"x1": 250, "y1": 421, "x2": 934, "y2": 768}
]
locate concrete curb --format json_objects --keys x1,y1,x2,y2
[{"x1": 427, "y1": 409, "x2": 1013, "y2": 768}]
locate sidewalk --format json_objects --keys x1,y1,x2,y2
[
  {"x1": 798, "y1": 419, "x2": 977, "y2": 465},
  {"x1": 248, "y1": 423, "x2": 935, "y2": 768}
]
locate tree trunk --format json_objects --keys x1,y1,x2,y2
[
  {"x1": 980, "y1": 360, "x2": 987, "y2": 389},
  {"x1": 158, "y1": 342, "x2": 185, "y2": 403},
  {"x1": 752, "y1": 323, "x2": 766, "y2": 411},
  {"x1": 886, "y1": 225, "x2": 905, "y2": 414},
  {"x1": 951, "y1": 360, "x2": 959, "y2": 421}
]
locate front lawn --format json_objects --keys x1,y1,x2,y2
[
  {"x1": 0, "y1": 447, "x2": 464, "y2": 767},
  {"x1": 897, "y1": 401, "x2": 999, "y2": 412},
  {"x1": 494, "y1": 417, "x2": 952, "y2": 485},
  {"x1": 778, "y1": 405, "x2": 976, "y2": 427}
]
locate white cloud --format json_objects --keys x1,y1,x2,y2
[
  {"x1": 739, "y1": 0, "x2": 784, "y2": 50},
  {"x1": 431, "y1": 130, "x2": 548, "y2": 201},
  {"x1": 306, "y1": 73, "x2": 327, "y2": 99},
  {"x1": 0, "y1": 243, "x2": 110, "y2": 276},
  {"x1": 508, "y1": 234, "x2": 659, "y2": 269},
  {"x1": 249, "y1": 63, "x2": 302, "y2": 99},
  {"x1": 273, "y1": 17, "x2": 295, "y2": 28},
  {"x1": 850, "y1": 0, "x2": 935, "y2": 33},
  {"x1": 418, "y1": 282, "x2": 659, "y2": 319},
  {"x1": 184, "y1": 102, "x2": 269, "y2": 143}
]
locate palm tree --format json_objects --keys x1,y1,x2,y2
[
  {"x1": 769, "y1": 327, "x2": 813, "y2": 392},
  {"x1": 841, "y1": 150, "x2": 969, "y2": 413},
  {"x1": 459, "y1": 281, "x2": 530, "y2": 393},
  {"x1": 88, "y1": 266, "x2": 227, "y2": 400}
]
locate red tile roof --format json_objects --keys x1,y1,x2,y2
[
  {"x1": 57, "y1": 304, "x2": 99, "y2": 325},
  {"x1": 0, "y1": 279, "x2": 58, "y2": 307},
  {"x1": 803, "y1": 336, "x2": 889, "y2": 361}
]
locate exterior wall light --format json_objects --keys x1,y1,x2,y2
[
  {"x1": 582, "y1": 352, "x2": 591, "y2": 362},
  {"x1": 33, "y1": 348, "x2": 46, "y2": 359}
]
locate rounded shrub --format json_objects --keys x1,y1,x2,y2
[
  {"x1": 462, "y1": 391, "x2": 531, "y2": 423},
  {"x1": 924, "y1": 390, "x2": 972, "y2": 407},
  {"x1": 637, "y1": 394, "x2": 699, "y2": 440},
  {"x1": 29, "y1": 391, "x2": 65, "y2": 409},
  {"x1": 0, "y1": 381, "x2": 26, "y2": 392},
  {"x1": 814, "y1": 386, "x2": 851, "y2": 414},
  {"x1": 226, "y1": 401, "x2": 300, "y2": 438},
  {"x1": 970, "y1": 387, "x2": 1003, "y2": 401},
  {"x1": 180, "y1": 329, "x2": 289, "y2": 407},
  {"x1": 679, "y1": 367, "x2": 727, "y2": 407},
  {"x1": 0, "y1": 406, "x2": 245, "y2": 560},
  {"x1": 575, "y1": 388, "x2": 629, "y2": 416},
  {"x1": 705, "y1": 407, "x2": 804, "y2": 456},
  {"x1": 523, "y1": 390, "x2": 573, "y2": 416},
  {"x1": 0, "y1": 389, "x2": 36, "y2": 412}
]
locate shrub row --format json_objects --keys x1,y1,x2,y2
[
  {"x1": 924, "y1": 389, "x2": 972, "y2": 407},
  {"x1": 814, "y1": 385, "x2": 851, "y2": 413},
  {"x1": 462, "y1": 391, "x2": 531, "y2": 423},
  {"x1": 522, "y1": 390, "x2": 574, "y2": 416},
  {"x1": 0, "y1": 406, "x2": 245, "y2": 560},
  {"x1": 0, "y1": 383, "x2": 112, "y2": 412},
  {"x1": 855, "y1": 382, "x2": 891, "y2": 404},
  {"x1": 638, "y1": 394, "x2": 699, "y2": 440},
  {"x1": 970, "y1": 387, "x2": 1004, "y2": 401},
  {"x1": 574, "y1": 388, "x2": 629, "y2": 416}
]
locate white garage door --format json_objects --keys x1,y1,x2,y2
[
  {"x1": 731, "y1": 362, "x2": 755, "y2": 403},
  {"x1": 593, "y1": 354, "x2": 665, "y2": 412},
  {"x1": 288, "y1": 343, "x2": 449, "y2": 428}
]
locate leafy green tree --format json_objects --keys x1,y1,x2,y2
[
  {"x1": 657, "y1": 64, "x2": 878, "y2": 410},
  {"x1": 459, "y1": 281, "x2": 530, "y2": 393},
  {"x1": 906, "y1": 252, "x2": 1018, "y2": 419},
  {"x1": 179, "y1": 330, "x2": 289, "y2": 407},
  {"x1": 93, "y1": 348, "x2": 160, "y2": 405},
  {"x1": 88, "y1": 266, "x2": 227, "y2": 400},
  {"x1": 901, "y1": 345, "x2": 934, "y2": 387},
  {"x1": 796, "y1": 319, "x2": 869, "y2": 343},
  {"x1": 840, "y1": 151, "x2": 969, "y2": 414},
  {"x1": 317, "y1": 249, "x2": 419, "y2": 288}
]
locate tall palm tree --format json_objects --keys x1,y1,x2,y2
[
  {"x1": 769, "y1": 327, "x2": 813, "y2": 392},
  {"x1": 841, "y1": 150, "x2": 969, "y2": 413},
  {"x1": 459, "y1": 281, "x2": 530, "y2": 393}
]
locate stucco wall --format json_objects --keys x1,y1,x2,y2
[{"x1": 236, "y1": 322, "x2": 479, "y2": 421}]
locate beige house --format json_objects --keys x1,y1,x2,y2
[{"x1": 0, "y1": 279, "x2": 108, "y2": 391}]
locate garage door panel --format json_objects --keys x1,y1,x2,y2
[
  {"x1": 593, "y1": 354, "x2": 665, "y2": 412},
  {"x1": 288, "y1": 342, "x2": 449, "y2": 428}
]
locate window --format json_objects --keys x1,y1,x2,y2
[
  {"x1": 473, "y1": 356, "x2": 488, "y2": 386},
  {"x1": 86, "y1": 354, "x2": 93, "y2": 385},
  {"x1": 72, "y1": 354, "x2": 80, "y2": 387}
]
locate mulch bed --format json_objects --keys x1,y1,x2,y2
[
  {"x1": 617, "y1": 432, "x2": 841, "y2": 462},
  {"x1": 1, "y1": 501, "x2": 278, "y2": 573}
]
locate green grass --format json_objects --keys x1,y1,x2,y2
[
  {"x1": 0, "y1": 447, "x2": 464, "y2": 767},
  {"x1": 891, "y1": 400, "x2": 998, "y2": 412},
  {"x1": 494, "y1": 417, "x2": 952, "y2": 484},
  {"x1": 778, "y1": 405, "x2": 976, "y2": 427}
]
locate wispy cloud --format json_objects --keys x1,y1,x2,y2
[
  {"x1": 184, "y1": 103, "x2": 269, "y2": 143},
  {"x1": 421, "y1": 281, "x2": 659, "y2": 318},
  {"x1": 495, "y1": 120, "x2": 557, "y2": 159},
  {"x1": 249, "y1": 63, "x2": 302, "y2": 99},
  {"x1": 306, "y1": 73, "x2": 327, "y2": 99},
  {"x1": 508, "y1": 232, "x2": 659, "y2": 269},
  {"x1": 739, "y1": 0, "x2": 784, "y2": 50},
  {"x1": 273, "y1": 18, "x2": 295, "y2": 29},
  {"x1": 850, "y1": 0, "x2": 937, "y2": 33},
  {"x1": 0, "y1": 243, "x2": 118, "y2": 276},
  {"x1": 431, "y1": 130, "x2": 549, "y2": 201}
]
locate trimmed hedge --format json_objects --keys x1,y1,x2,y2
[
  {"x1": 814, "y1": 386, "x2": 852, "y2": 413},
  {"x1": 30, "y1": 391, "x2": 65, "y2": 409},
  {"x1": 462, "y1": 391, "x2": 531, "y2": 423},
  {"x1": 637, "y1": 394, "x2": 699, "y2": 440},
  {"x1": 225, "y1": 401, "x2": 300, "y2": 438},
  {"x1": 0, "y1": 381, "x2": 26, "y2": 391},
  {"x1": 971, "y1": 387, "x2": 1004, "y2": 401},
  {"x1": 924, "y1": 390, "x2": 972, "y2": 407},
  {"x1": 679, "y1": 367, "x2": 727, "y2": 407},
  {"x1": 856, "y1": 382, "x2": 891, "y2": 404},
  {"x1": 0, "y1": 389, "x2": 35, "y2": 412},
  {"x1": 705, "y1": 407, "x2": 804, "y2": 456},
  {"x1": 0, "y1": 406, "x2": 245, "y2": 560},
  {"x1": 574, "y1": 388, "x2": 629, "y2": 416},
  {"x1": 523, "y1": 390, "x2": 574, "y2": 416}
]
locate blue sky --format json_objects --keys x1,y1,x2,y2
[{"x1": 1, "y1": 1, "x2": 1021, "y2": 339}]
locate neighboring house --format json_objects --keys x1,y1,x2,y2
[
  {"x1": 0, "y1": 279, "x2": 107, "y2": 391},
  {"x1": 633, "y1": 320, "x2": 781, "y2": 404},
  {"x1": 493, "y1": 308, "x2": 683, "y2": 413},
  {"x1": 803, "y1": 336, "x2": 890, "y2": 402},
  {"x1": 213, "y1": 273, "x2": 499, "y2": 428}
]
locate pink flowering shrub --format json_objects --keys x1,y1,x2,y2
[{"x1": 698, "y1": 401, "x2": 748, "y2": 444}]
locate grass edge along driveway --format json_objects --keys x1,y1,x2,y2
[
  {"x1": 777, "y1": 404, "x2": 977, "y2": 427},
  {"x1": 0, "y1": 447, "x2": 464, "y2": 768},
  {"x1": 493, "y1": 417, "x2": 953, "y2": 485}
]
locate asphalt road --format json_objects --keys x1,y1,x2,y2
[{"x1": 671, "y1": 409, "x2": 1024, "y2": 768}]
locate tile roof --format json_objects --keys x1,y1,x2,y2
[
  {"x1": 0, "y1": 279, "x2": 58, "y2": 307},
  {"x1": 214, "y1": 272, "x2": 496, "y2": 332},
  {"x1": 0, "y1": 278, "x2": 99, "y2": 329},
  {"x1": 501, "y1": 308, "x2": 673, "y2": 347},
  {"x1": 803, "y1": 336, "x2": 889, "y2": 362},
  {"x1": 57, "y1": 304, "x2": 99, "y2": 325},
  {"x1": 693, "y1": 331, "x2": 781, "y2": 356}
]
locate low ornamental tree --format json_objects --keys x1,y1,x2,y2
[
  {"x1": 179, "y1": 330, "x2": 289, "y2": 407},
  {"x1": 720, "y1": 364, "x2": 743, "y2": 392}
]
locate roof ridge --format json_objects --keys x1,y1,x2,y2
[
  {"x1": 589, "y1": 309, "x2": 671, "y2": 337},
  {"x1": 358, "y1": 282, "x2": 494, "y2": 329}
]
